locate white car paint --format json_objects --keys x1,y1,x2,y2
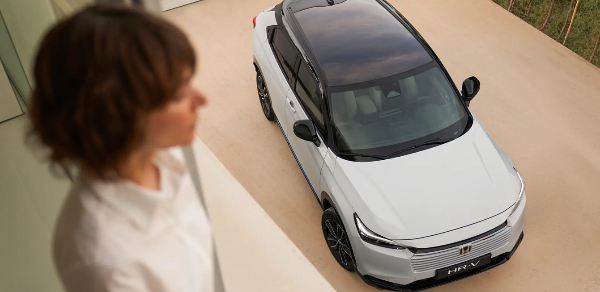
[
  {"x1": 252, "y1": 4, "x2": 525, "y2": 287},
  {"x1": 254, "y1": 13, "x2": 291, "y2": 135},
  {"x1": 284, "y1": 88, "x2": 327, "y2": 196},
  {"x1": 335, "y1": 119, "x2": 519, "y2": 241}
]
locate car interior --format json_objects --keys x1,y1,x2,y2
[{"x1": 330, "y1": 67, "x2": 465, "y2": 151}]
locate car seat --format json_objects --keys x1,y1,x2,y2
[
  {"x1": 331, "y1": 91, "x2": 359, "y2": 131},
  {"x1": 367, "y1": 77, "x2": 419, "y2": 126}
]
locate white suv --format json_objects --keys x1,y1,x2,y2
[{"x1": 252, "y1": 0, "x2": 525, "y2": 290}]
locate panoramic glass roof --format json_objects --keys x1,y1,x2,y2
[{"x1": 293, "y1": 0, "x2": 433, "y2": 86}]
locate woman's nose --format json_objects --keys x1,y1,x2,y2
[{"x1": 192, "y1": 89, "x2": 207, "y2": 108}]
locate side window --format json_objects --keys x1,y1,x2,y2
[
  {"x1": 295, "y1": 61, "x2": 326, "y2": 137},
  {"x1": 271, "y1": 29, "x2": 298, "y2": 83}
]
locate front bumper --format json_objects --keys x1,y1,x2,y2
[
  {"x1": 352, "y1": 194, "x2": 526, "y2": 291},
  {"x1": 358, "y1": 232, "x2": 523, "y2": 292}
]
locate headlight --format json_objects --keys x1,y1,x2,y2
[
  {"x1": 509, "y1": 168, "x2": 525, "y2": 216},
  {"x1": 354, "y1": 214, "x2": 406, "y2": 249}
]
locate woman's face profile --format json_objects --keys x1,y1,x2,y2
[{"x1": 145, "y1": 69, "x2": 206, "y2": 149}]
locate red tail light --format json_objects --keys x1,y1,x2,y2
[{"x1": 253, "y1": 15, "x2": 257, "y2": 28}]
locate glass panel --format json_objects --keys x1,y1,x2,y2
[
  {"x1": 295, "y1": 61, "x2": 326, "y2": 135},
  {"x1": 293, "y1": 0, "x2": 432, "y2": 86},
  {"x1": 0, "y1": 60, "x2": 23, "y2": 122},
  {"x1": 330, "y1": 64, "x2": 467, "y2": 152},
  {"x1": 0, "y1": 11, "x2": 31, "y2": 110},
  {"x1": 272, "y1": 29, "x2": 298, "y2": 82}
]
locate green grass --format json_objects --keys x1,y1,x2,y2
[{"x1": 493, "y1": 0, "x2": 600, "y2": 67}]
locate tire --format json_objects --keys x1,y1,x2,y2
[
  {"x1": 322, "y1": 207, "x2": 356, "y2": 272},
  {"x1": 256, "y1": 71, "x2": 275, "y2": 121}
]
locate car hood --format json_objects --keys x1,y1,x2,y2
[{"x1": 334, "y1": 120, "x2": 520, "y2": 240}]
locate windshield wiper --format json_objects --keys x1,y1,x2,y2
[
  {"x1": 337, "y1": 152, "x2": 387, "y2": 160},
  {"x1": 336, "y1": 138, "x2": 452, "y2": 161},
  {"x1": 384, "y1": 138, "x2": 451, "y2": 159}
]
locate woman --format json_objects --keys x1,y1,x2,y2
[{"x1": 28, "y1": 5, "x2": 212, "y2": 292}]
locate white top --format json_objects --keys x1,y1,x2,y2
[{"x1": 53, "y1": 148, "x2": 214, "y2": 292}]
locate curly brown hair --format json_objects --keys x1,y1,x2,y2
[{"x1": 29, "y1": 4, "x2": 196, "y2": 179}]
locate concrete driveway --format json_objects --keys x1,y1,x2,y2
[{"x1": 165, "y1": 0, "x2": 600, "y2": 291}]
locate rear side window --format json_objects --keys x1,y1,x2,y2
[
  {"x1": 271, "y1": 29, "x2": 298, "y2": 82},
  {"x1": 295, "y1": 61, "x2": 326, "y2": 137}
]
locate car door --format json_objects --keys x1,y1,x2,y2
[
  {"x1": 285, "y1": 58, "x2": 328, "y2": 198},
  {"x1": 262, "y1": 27, "x2": 299, "y2": 134}
]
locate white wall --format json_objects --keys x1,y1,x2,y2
[
  {"x1": 49, "y1": 0, "x2": 92, "y2": 19},
  {"x1": 0, "y1": 115, "x2": 71, "y2": 292},
  {"x1": 0, "y1": 3, "x2": 71, "y2": 291},
  {"x1": 0, "y1": 0, "x2": 56, "y2": 83}
]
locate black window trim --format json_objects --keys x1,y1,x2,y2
[
  {"x1": 268, "y1": 20, "x2": 331, "y2": 145},
  {"x1": 292, "y1": 58, "x2": 328, "y2": 141}
]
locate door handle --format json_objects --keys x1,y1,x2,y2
[{"x1": 286, "y1": 98, "x2": 296, "y2": 113}]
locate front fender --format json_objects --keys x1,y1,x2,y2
[{"x1": 319, "y1": 163, "x2": 358, "y2": 239}]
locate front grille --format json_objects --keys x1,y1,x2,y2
[{"x1": 410, "y1": 225, "x2": 512, "y2": 273}]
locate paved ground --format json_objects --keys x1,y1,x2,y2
[{"x1": 165, "y1": 0, "x2": 600, "y2": 291}]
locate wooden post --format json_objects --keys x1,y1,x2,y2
[
  {"x1": 540, "y1": 0, "x2": 555, "y2": 32},
  {"x1": 508, "y1": 0, "x2": 515, "y2": 12},
  {"x1": 563, "y1": 0, "x2": 581, "y2": 45},
  {"x1": 589, "y1": 33, "x2": 600, "y2": 62},
  {"x1": 556, "y1": 0, "x2": 575, "y2": 41},
  {"x1": 525, "y1": 0, "x2": 533, "y2": 20}
]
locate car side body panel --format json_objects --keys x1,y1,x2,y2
[
  {"x1": 284, "y1": 89, "x2": 326, "y2": 198},
  {"x1": 253, "y1": 11, "x2": 292, "y2": 134}
]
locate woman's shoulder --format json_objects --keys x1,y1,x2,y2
[{"x1": 53, "y1": 178, "x2": 135, "y2": 270}]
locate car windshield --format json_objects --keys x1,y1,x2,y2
[{"x1": 329, "y1": 61, "x2": 469, "y2": 157}]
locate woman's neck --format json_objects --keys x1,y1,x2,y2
[{"x1": 117, "y1": 147, "x2": 161, "y2": 191}]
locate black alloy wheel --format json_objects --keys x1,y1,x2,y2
[
  {"x1": 322, "y1": 207, "x2": 355, "y2": 272},
  {"x1": 256, "y1": 71, "x2": 275, "y2": 121}
]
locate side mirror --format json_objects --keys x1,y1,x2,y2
[
  {"x1": 461, "y1": 76, "x2": 480, "y2": 106},
  {"x1": 293, "y1": 120, "x2": 321, "y2": 147}
]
